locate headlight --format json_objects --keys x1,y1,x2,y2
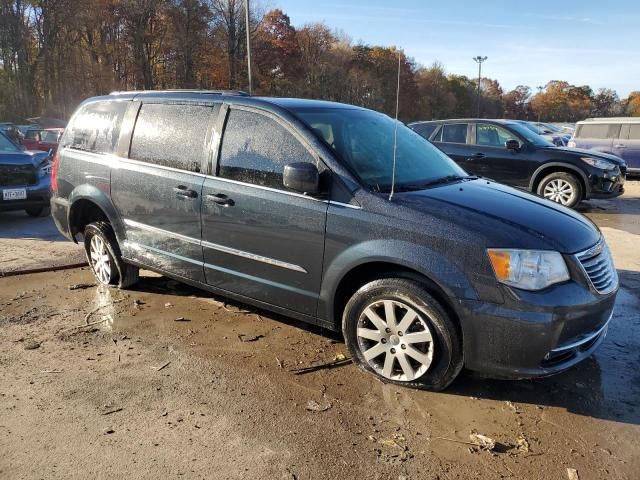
[
  {"x1": 39, "y1": 160, "x2": 52, "y2": 175},
  {"x1": 487, "y1": 249, "x2": 570, "y2": 290},
  {"x1": 581, "y1": 156, "x2": 615, "y2": 170}
]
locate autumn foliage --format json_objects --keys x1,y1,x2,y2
[{"x1": 0, "y1": 2, "x2": 637, "y2": 122}]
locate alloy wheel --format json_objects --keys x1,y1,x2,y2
[
  {"x1": 356, "y1": 299, "x2": 434, "y2": 382},
  {"x1": 90, "y1": 235, "x2": 112, "y2": 284},
  {"x1": 543, "y1": 179, "x2": 575, "y2": 205}
]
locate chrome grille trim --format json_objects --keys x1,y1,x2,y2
[{"x1": 575, "y1": 239, "x2": 618, "y2": 295}]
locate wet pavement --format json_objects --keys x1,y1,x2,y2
[{"x1": 0, "y1": 182, "x2": 639, "y2": 479}]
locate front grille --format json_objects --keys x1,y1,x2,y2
[
  {"x1": 0, "y1": 164, "x2": 37, "y2": 187},
  {"x1": 575, "y1": 240, "x2": 618, "y2": 294}
]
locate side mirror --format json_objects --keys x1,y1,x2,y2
[
  {"x1": 283, "y1": 162, "x2": 319, "y2": 195},
  {"x1": 505, "y1": 139, "x2": 521, "y2": 152}
]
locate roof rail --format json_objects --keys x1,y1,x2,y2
[{"x1": 109, "y1": 89, "x2": 250, "y2": 96}]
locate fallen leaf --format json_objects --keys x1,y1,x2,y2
[
  {"x1": 567, "y1": 468, "x2": 580, "y2": 480},
  {"x1": 305, "y1": 400, "x2": 332, "y2": 412},
  {"x1": 469, "y1": 433, "x2": 496, "y2": 451}
]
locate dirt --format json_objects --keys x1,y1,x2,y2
[{"x1": 0, "y1": 182, "x2": 639, "y2": 479}]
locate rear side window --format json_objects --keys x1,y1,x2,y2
[
  {"x1": 66, "y1": 101, "x2": 128, "y2": 154},
  {"x1": 218, "y1": 109, "x2": 316, "y2": 189},
  {"x1": 441, "y1": 124, "x2": 468, "y2": 143},
  {"x1": 130, "y1": 103, "x2": 215, "y2": 172},
  {"x1": 576, "y1": 124, "x2": 611, "y2": 139}
]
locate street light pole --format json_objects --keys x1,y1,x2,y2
[
  {"x1": 473, "y1": 56, "x2": 487, "y2": 117},
  {"x1": 536, "y1": 86, "x2": 544, "y2": 122},
  {"x1": 245, "y1": 0, "x2": 253, "y2": 95}
]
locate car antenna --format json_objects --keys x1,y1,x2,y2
[{"x1": 389, "y1": 51, "x2": 401, "y2": 202}]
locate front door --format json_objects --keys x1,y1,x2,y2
[
  {"x1": 112, "y1": 102, "x2": 218, "y2": 282},
  {"x1": 469, "y1": 122, "x2": 535, "y2": 187},
  {"x1": 201, "y1": 106, "x2": 327, "y2": 316}
]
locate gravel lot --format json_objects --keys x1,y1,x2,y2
[{"x1": 0, "y1": 182, "x2": 638, "y2": 479}]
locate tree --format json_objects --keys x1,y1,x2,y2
[
  {"x1": 625, "y1": 91, "x2": 640, "y2": 117},
  {"x1": 503, "y1": 85, "x2": 531, "y2": 119},
  {"x1": 591, "y1": 88, "x2": 619, "y2": 117}
]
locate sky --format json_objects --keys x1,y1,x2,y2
[{"x1": 273, "y1": 0, "x2": 639, "y2": 97}]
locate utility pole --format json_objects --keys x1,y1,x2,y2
[
  {"x1": 245, "y1": 0, "x2": 253, "y2": 95},
  {"x1": 473, "y1": 56, "x2": 487, "y2": 118},
  {"x1": 536, "y1": 86, "x2": 544, "y2": 122}
]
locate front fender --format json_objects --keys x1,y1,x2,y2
[
  {"x1": 318, "y1": 239, "x2": 480, "y2": 326},
  {"x1": 529, "y1": 162, "x2": 590, "y2": 194},
  {"x1": 68, "y1": 184, "x2": 125, "y2": 244}
]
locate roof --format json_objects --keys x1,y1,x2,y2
[
  {"x1": 409, "y1": 118, "x2": 521, "y2": 126},
  {"x1": 578, "y1": 117, "x2": 640, "y2": 124}
]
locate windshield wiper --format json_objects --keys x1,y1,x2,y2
[{"x1": 415, "y1": 175, "x2": 477, "y2": 189}]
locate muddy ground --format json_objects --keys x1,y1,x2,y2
[{"x1": 1, "y1": 182, "x2": 639, "y2": 480}]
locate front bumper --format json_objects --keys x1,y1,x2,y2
[
  {"x1": 458, "y1": 279, "x2": 616, "y2": 379},
  {"x1": 586, "y1": 168, "x2": 625, "y2": 199},
  {"x1": 0, "y1": 177, "x2": 51, "y2": 212}
]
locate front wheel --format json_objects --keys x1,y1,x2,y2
[
  {"x1": 537, "y1": 172, "x2": 583, "y2": 208},
  {"x1": 342, "y1": 278, "x2": 463, "y2": 391}
]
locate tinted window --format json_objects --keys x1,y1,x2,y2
[
  {"x1": 628, "y1": 124, "x2": 640, "y2": 140},
  {"x1": 130, "y1": 103, "x2": 214, "y2": 171},
  {"x1": 476, "y1": 123, "x2": 518, "y2": 147},
  {"x1": 441, "y1": 124, "x2": 468, "y2": 143},
  {"x1": 67, "y1": 101, "x2": 128, "y2": 154},
  {"x1": 576, "y1": 124, "x2": 610, "y2": 139},
  {"x1": 411, "y1": 123, "x2": 438, "y2": 139},
  {"x1": 219, "y1": 109, "x2": 316, "y2": 189}
]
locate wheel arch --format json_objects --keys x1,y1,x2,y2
[
  {"x1": 68, "y1": 185, "x2": 125, "y2": 244},
  {"x1": 529, "y1": 162, "x2": 589, "y2": 197},
  {"x1": 320, "y1": 241, "x2": 477, "y2": 335}
]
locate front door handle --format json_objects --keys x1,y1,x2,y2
[
  {"x1": 467, "y1": 152, "x2": 485, "y2": 160},
  {"x1": 206, "y1": 193, "x2": 235, "y2": 207},
  {"x1": 173, "y1": 186, "x2": 198, "y2": 198}
]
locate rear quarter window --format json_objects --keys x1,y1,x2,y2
[
  {"x1": 411, "y1": 123, "x2": 438, "y2": 139},
  {"x1": 65, "y1": 101, "x2": 128, "y2": 154}
]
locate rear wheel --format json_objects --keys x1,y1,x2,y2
[
  {"x1": 537, "y1": 172, "x2": 583, "y2": 208},
  {"x1": 83, "y1": 221, "x2": 139, "y2": 288},
  {"x1": 342, "y1": 278, "x2": 463, "y2": 391}
]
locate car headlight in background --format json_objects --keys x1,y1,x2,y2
[
  {"x1": 581, "y1": 156, "x2": 615, "y2": 170},
  {"x1": 38, "y1": 159, "x2": 52, "y2": 176},
  {"x1": 487, "y1": 249, "x2": 570, "y2": 290}
]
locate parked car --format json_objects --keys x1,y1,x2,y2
[
  {"x1": 52, "y1": 91, "x2": 617, "y2": 391},
  {"x1": 0, "y1": 130, "x2": 53, "y2": 216},
  {"x1": 409, "y1": 119, "x2": 626, "y2": 208},
  {"x1": 515, "y1": 121, "x2": 571, "y2": 146},
  {"x1": 569, "y1": 118, "x2": 640, "y2": 175},
  {"x1": 22, "y1": 127, "x2": 64, "y2": 153}
]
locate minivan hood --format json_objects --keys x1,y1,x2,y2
[
  {"x1": 0, "y1": 150, "x2": 49, "y2": 168},
  {"x1": 398, "y1": 179, "x2": 600, "y2": 254},
  {"x1": 544, "y1": 146, "x2": 626, "y2": 166}
]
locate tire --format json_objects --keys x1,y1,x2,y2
[
  {"x1": 25, "y1": 206, "x2": 50, "y2": 217},
  {"x1": 342, "y1": 278, "x2": 463, "y2": 391},
  {"x1": 537, "y1": 172, "x2": 583, "y2": 208},
  {"x1": 83, "y1": 221, "x2": 139, "y2": 288}
]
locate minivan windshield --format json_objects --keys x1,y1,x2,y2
[
  {"x1": 295, "y1": 108, "x2": 467, "y2": 192},
  {"x1": 0, "y1": 132, "x2": 21, "y2": 152}
]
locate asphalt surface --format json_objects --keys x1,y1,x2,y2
[
  {"x1": 0, "y1": 182, "x2": 638, "y2": 479},
  {"x1": 0, "y1": 210, "x2": 85, "y2": 275}
]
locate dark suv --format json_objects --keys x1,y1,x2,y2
[
  {"x1": 409, "y1": 119, "x2": 626, "y2": 208},
  {"x1": 51, "y1": 91, "x2": 618, "y2": 390}
]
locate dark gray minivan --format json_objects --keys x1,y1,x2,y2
[{"x1": 51, "y1": 91, "x2": 618, "y2": 390}]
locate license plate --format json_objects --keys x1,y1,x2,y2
[{"x1": 2, "y1": 188, "x2": 27, "y2": 201}]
